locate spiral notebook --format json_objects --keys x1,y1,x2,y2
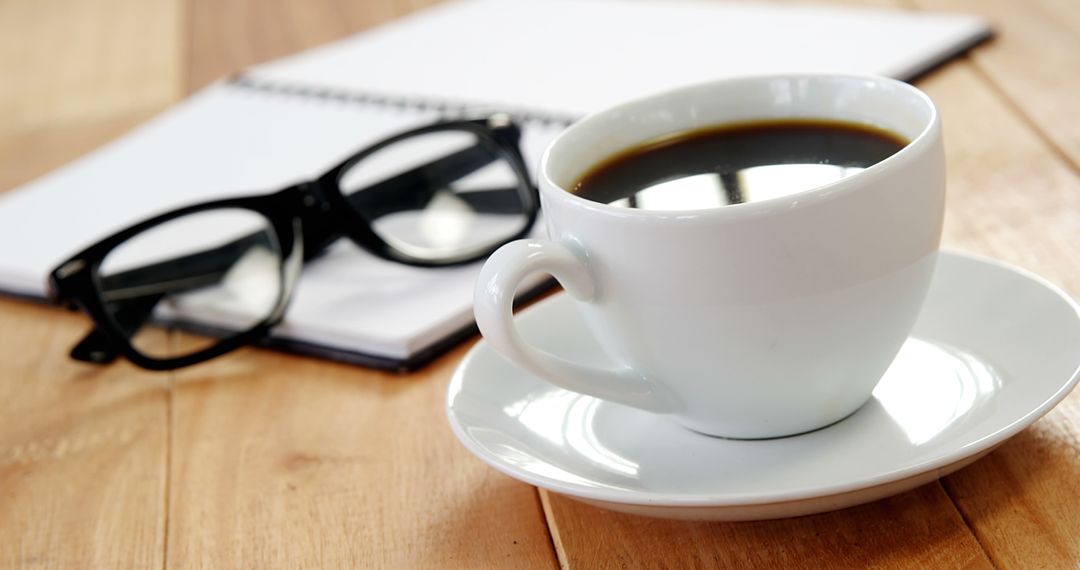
[{"x1": 0, "y1": 0, "x2": 990, "y2": 370}]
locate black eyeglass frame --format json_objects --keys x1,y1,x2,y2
[
  {"x1": 309, "y1": 114, "x2": 538, "y2": 267},
  {"x1": 48, "y1": 115, "x2": 539, "y2": 371}
]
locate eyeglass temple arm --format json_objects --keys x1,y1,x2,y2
[
  {"x1": 70, "y1": 292, "x2": 165, "y2": 363},
  {"x1": 97, "y1": 232, "x2": 270, "y2": 302},
  {"x1": 341, "y1": 143, "x2": 533, "y2": 222}
]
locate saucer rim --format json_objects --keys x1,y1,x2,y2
[{"x1": 446, "y1": 249, "x2": 1080, "y2": 507}]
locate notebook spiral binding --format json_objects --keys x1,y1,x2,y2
[{"x1": 227, "y1": 74, "x2": 579, "y2": 128}]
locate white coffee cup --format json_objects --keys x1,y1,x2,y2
[{"x1": 475, "y1": 74, "x2": 944, "y2": 439}]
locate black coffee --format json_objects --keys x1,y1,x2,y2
[{"x1": 571, "y1": 120, "x2": 908, "y2": 210}]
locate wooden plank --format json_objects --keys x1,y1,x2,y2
[
  {"x1": 0, "y1": 0, "x2": 182, "y2": 567},
  {"x1": 0, "y1": 0, "x2": 182, "y2": 139},
  {"x1": 543, "y1": 485, "x2": 991, "y2": 569},
  {"x1": 919, "y1": 62, "x2": 1080, "y2": 295},
  {"x1": 0, "y1": 0, "x2": 182, "y2": 192},
  {"x1": 0, "y1": 300, "x2": 170, "y2": 568},
  {"x1": 907, "y1": 0, "x2": 1080, "y2": 170},
  {"x1": 940, "y1": 418, "x2": 1080, "y2": 568},
  {"x1": 0, "y1": 112, "x2": 162, "y2": 193},
  {"x1": 165, "y1": 339, "x2": 558, "y2": 568},
  {"x1": 185, "y1": 0, "x2": 443, "y2": 91}
]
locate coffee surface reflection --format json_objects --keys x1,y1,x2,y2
[{"x1": 571, "y1": 120, "x2": 908, "y2": 211}]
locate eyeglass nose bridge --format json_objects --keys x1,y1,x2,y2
[{"x1": 280, "y1": 181, "x2": 342, "y2": 260}]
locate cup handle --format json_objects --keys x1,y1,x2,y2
[{"x1": 474, "y1": 239, "x2": 671, "y2": 413}]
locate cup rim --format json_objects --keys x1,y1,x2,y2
[{"x1": 538, "y1": 72, "x2": 940, "y2": 221}]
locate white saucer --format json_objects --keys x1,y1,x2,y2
[{"x1": 446, "y1": 251, "x2": 1080, "y2": 521}]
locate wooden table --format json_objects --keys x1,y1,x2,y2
[{"x1": 2, "y1": 0, "x2": 1078, "y2": 567}]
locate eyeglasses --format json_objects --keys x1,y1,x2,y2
[{"x1": 48, "y1": 115, "x2": 538, "y2": 370}]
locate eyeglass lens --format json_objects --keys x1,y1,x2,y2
[
  {"x1": 337, "y1": 128, "x2": 530, "y2": 262},
  {"x1": 97, "y1": 208, "x2": 285, "y2": 359}
]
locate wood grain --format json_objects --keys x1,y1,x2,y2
[
  {"x1": 908, "y1": 0, "x2": 1080, "y2": 170},
  {"x1": 185, "y1": 0, "x2": 443, "y2": 91},
  {"x1": 543, "y1": 485, "x2": 991, "y2": 569},
  {"x1": 0, "y1": 300, "x2": 170, "y2": 568},
  {"x1": 165, "y1": 337, "x2": 558, "y2": 568},
  {"x1": 0, "y1": 0, "x2": 183, "y2": 190},
  {"x1": 920, "y1": 65, "x2": 1080, "y2": 296},
  {"x1": 0, "y1": 0, "x2": 182, "y2": 135},
  {"x1": 941, "y1": 418, "x2": 1080, "y2": 569}
]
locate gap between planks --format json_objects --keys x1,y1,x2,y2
[
  {"x1": 538, "y1": 489, "x2": 570, "y2": 570},
  {"x1": 162, "y1": 368, "x2": 174, "y2": 570},
  {"x1": 939, "y1": 478, "x2": 1001, "y2": 570},
  {"x1": 963, "y1": 60, "x2": 1080, "y2": 180}
]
